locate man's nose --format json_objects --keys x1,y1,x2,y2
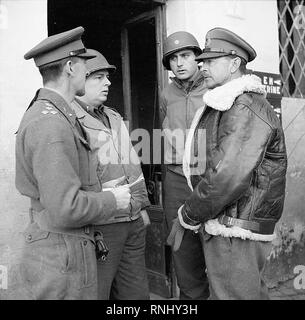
[
  {"x1": 177, "y1": 56, "x2": 183, "y2": 66},
  {"x1": 201, "y1": 62, "x2": 208, "y2": 71},
  {"x1": 105, "y1": 78, "x2": 111, "y2": 86}
]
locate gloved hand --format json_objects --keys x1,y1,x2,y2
[{"x1": 166, "y1": 217, "x2": 185, "y2": 252}]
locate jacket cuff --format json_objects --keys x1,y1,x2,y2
[
  {"x1": 141, "y1": 200, "x2": 151, "y2": 209},
  {"x1": 94, "y1": 190, "x2": 117, "y2": 224},
  {"x1": 178, "y1": 205, "x2": 201, "y2": 231}
]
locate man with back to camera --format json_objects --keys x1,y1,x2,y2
[
  {"x1": 71, "y1": 49, "x2": 151, "y2": 300},
  {"x1": 169, "y1": 27, "x2": 287, "y2": 299},
  {"x1": 13, "y1": 27, "x2": 130, "y2": 300},
  {"x1": 161, "y1": 31, "x2": 209, "y2": 300}
]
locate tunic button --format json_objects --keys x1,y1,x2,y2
[
  {"x1": 27, "y1": 234, "x2": 32, "y2": 241},
  {"x1": 84, "y1": 240, "x2": 87, "y2": 246}
]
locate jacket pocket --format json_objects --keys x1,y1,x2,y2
[
  {"x1": 60, "y1": 234, "x2": 76, "y2": 273},
  {"x1": 80, "y1": 239, "x2": 97, "y2": 288},
  {"x1": 265, "y1": 197, "x2": 284, "y2": 219},
  {"x1": 23, "y1": 222, "x2": 49, "y2": 243}
]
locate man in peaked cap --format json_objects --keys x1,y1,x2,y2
[
  {"x1": 13, "y1": 27, "x2": 131, "y2": 299},
  {"x1": 161, "y1": 31, "x2": 209, "y2": 300},
  {"x1": 71, "y1": 49, "x2": 151, "y2": 300},
  {"x1": 168, "y1": 27, "x2": 287, "y2": 299}
]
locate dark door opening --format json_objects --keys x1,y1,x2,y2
[
  {"x1": 48, "y1": 0, "x2": 163, "y2": 116},
  {"x1": 121, "y1": 15, "x2": 162, "y2": 206}
]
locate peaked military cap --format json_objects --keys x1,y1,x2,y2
[
  {"x1": 196, "y1": 27, "x2": 257, "y2": 63},
  {"x1": 24, "y1": 26, "x2": 96, "y2": 67}
]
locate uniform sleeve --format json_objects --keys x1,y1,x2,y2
[
  {"x1": 131, "y1": 180, "x2": 150, "y2": 210},
  {"x1": 120, "y1": 119, "x2": 151, "y2": 211},
  {"x1": 27, "y1": 116, "x2": 117, "y2": 228},
  {"x1": 181, "y1": 103, "x2": 273, "y2": 224}
]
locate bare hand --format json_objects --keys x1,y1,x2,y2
[{"x1": 110, "y1": 185, "x2": 131, "y2": 210}]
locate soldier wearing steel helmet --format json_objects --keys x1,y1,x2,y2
[
  {"x1": 71, "y1": 49, "x2": 150, "y2": 300},
  {"x1": 161, "y1": 31, "x2": 209, "y2": 300},
  {"x1": 13, "y1": 28, "x2": 131, "y2": 300}
]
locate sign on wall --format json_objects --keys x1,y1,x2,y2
[{"x1": 248, "y1": 70, "x2": 282, "y2": 121}]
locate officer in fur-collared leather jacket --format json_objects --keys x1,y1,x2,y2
[
  {"x1": 168, "y1": 27, "x2": 288, "y2": 300},
  {"x1": 182, "y1": 77, "x2": 287, "y2": 242}
]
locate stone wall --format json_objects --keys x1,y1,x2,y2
[{"x1": 264, "y1": 97, "x2": 305, "y2": 289}]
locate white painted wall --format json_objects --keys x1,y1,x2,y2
[
  {"x1": 166, "y1": 0, "x2": 279, "y2": 74},
  {"x1": 0, "y1": 0, "x2": 47, "y2": 263}
]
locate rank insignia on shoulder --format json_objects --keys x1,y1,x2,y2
[
  {"x1": 50, "y1": 111, "x2": 58, "y2": 114},
  {"x1": 41, "y1": 110, "x2": 49, "y2": 114},
  {"x1": 46, "y1": 107, "x2": 53, "y2": 110}
]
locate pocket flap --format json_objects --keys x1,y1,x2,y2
[{"x1": 23, "y1": 223, "x2": 49, "y2": 243}]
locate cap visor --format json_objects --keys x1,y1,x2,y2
[
  {"x1": 195, "y1": 51, "x2": 229, "y2": 61},
  {"x1": 87, "y1": 66, "x2": 116, "y2": 75}
]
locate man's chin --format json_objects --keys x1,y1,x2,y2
[
  {"x1": 99, "y1": 95, "x2": 108, "y2": 103},
  {"x1": 176, "y1": 73, "x2": 191, "y2": 81},
  {"x1": 76, "y1": 88, "x2": 86, "y2": 97},
  {"x1": 204, "y1": 79, "x2": 217, "y2": 89}
]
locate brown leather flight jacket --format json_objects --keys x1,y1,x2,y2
[{"x1": 182, "y1": 92, "x2": 287, "y2": 236}]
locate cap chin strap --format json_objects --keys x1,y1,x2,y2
[
  {"x1": 69, "y1": 48, "x2": 86, "y2": 56},
  {"x1": 203, "y1": 47, "x2": 237, "y2": 55}
]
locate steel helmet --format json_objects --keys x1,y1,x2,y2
[
  {"x1": 85, "y1": 49, "x2": 116, "y2": 76},
  {"x1": 162, "y1": 31, "x2": 202, "y2": 70}
]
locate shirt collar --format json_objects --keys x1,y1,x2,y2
[
  {"x1": 171, "y1": 69, "x2": 205, "y2": 90},
  {"x1": 75, "y1": 98, "x2": 106, "y2": 114}
]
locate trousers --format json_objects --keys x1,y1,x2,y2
[
  {"x1": 202, "y1": 235, "x2": 272, "y2": 300},
  {"x1": 164, "y1": 166, "x2": 209, "y2": 300},
  {"x1": 95, "y1": 217, "x2": 149, "y2": 300},
  {"x1": 8, "y1": 222, "x2": 98, "y2": 300}
]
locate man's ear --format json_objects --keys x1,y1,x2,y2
[
  {"x1": 64, "y1": 60, "x2": 74, "y2": 77},
  {"x1": 230, "y1": 57, "x2": 241, "y2": 74}
]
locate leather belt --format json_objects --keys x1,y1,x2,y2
[{"x1": 218, "y1": 215, "x2": 276, "y2": 235}]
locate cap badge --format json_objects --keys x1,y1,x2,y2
[
  {"x1": 205, "y1": 37, "x2": 211, "y2": 47},
  {"x1": 174, "y1": 40, "x2": 180, "y2": 45}
]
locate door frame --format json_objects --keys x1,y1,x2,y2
[{"x1": 121, "y1": 5, "x2": 167, "y2": 130}]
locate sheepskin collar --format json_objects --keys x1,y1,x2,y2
[{"x1": 203, "y1": 74, "x2": 266, "y2": 111}]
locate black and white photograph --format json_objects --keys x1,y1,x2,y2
[{"x1": 0, "y1": 0, "x2": 304, "y2": 307}]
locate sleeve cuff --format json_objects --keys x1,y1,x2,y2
[
  {"x1": 94, "y1": 190, "x2": 117, "y2": 224},
  {"x1": 178, "y1": 205, "x2": 201, "y2": 231},
  {"x1": 141, "y1": 200, "x2": 151, "y2": 209}
]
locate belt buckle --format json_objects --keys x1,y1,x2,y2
[
  {"x1": 220, "y1": 215, "x2": 234, "y2": 227},
  {"x1": 226, "y1": 216, "x2": 234, "y2": 227}
]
